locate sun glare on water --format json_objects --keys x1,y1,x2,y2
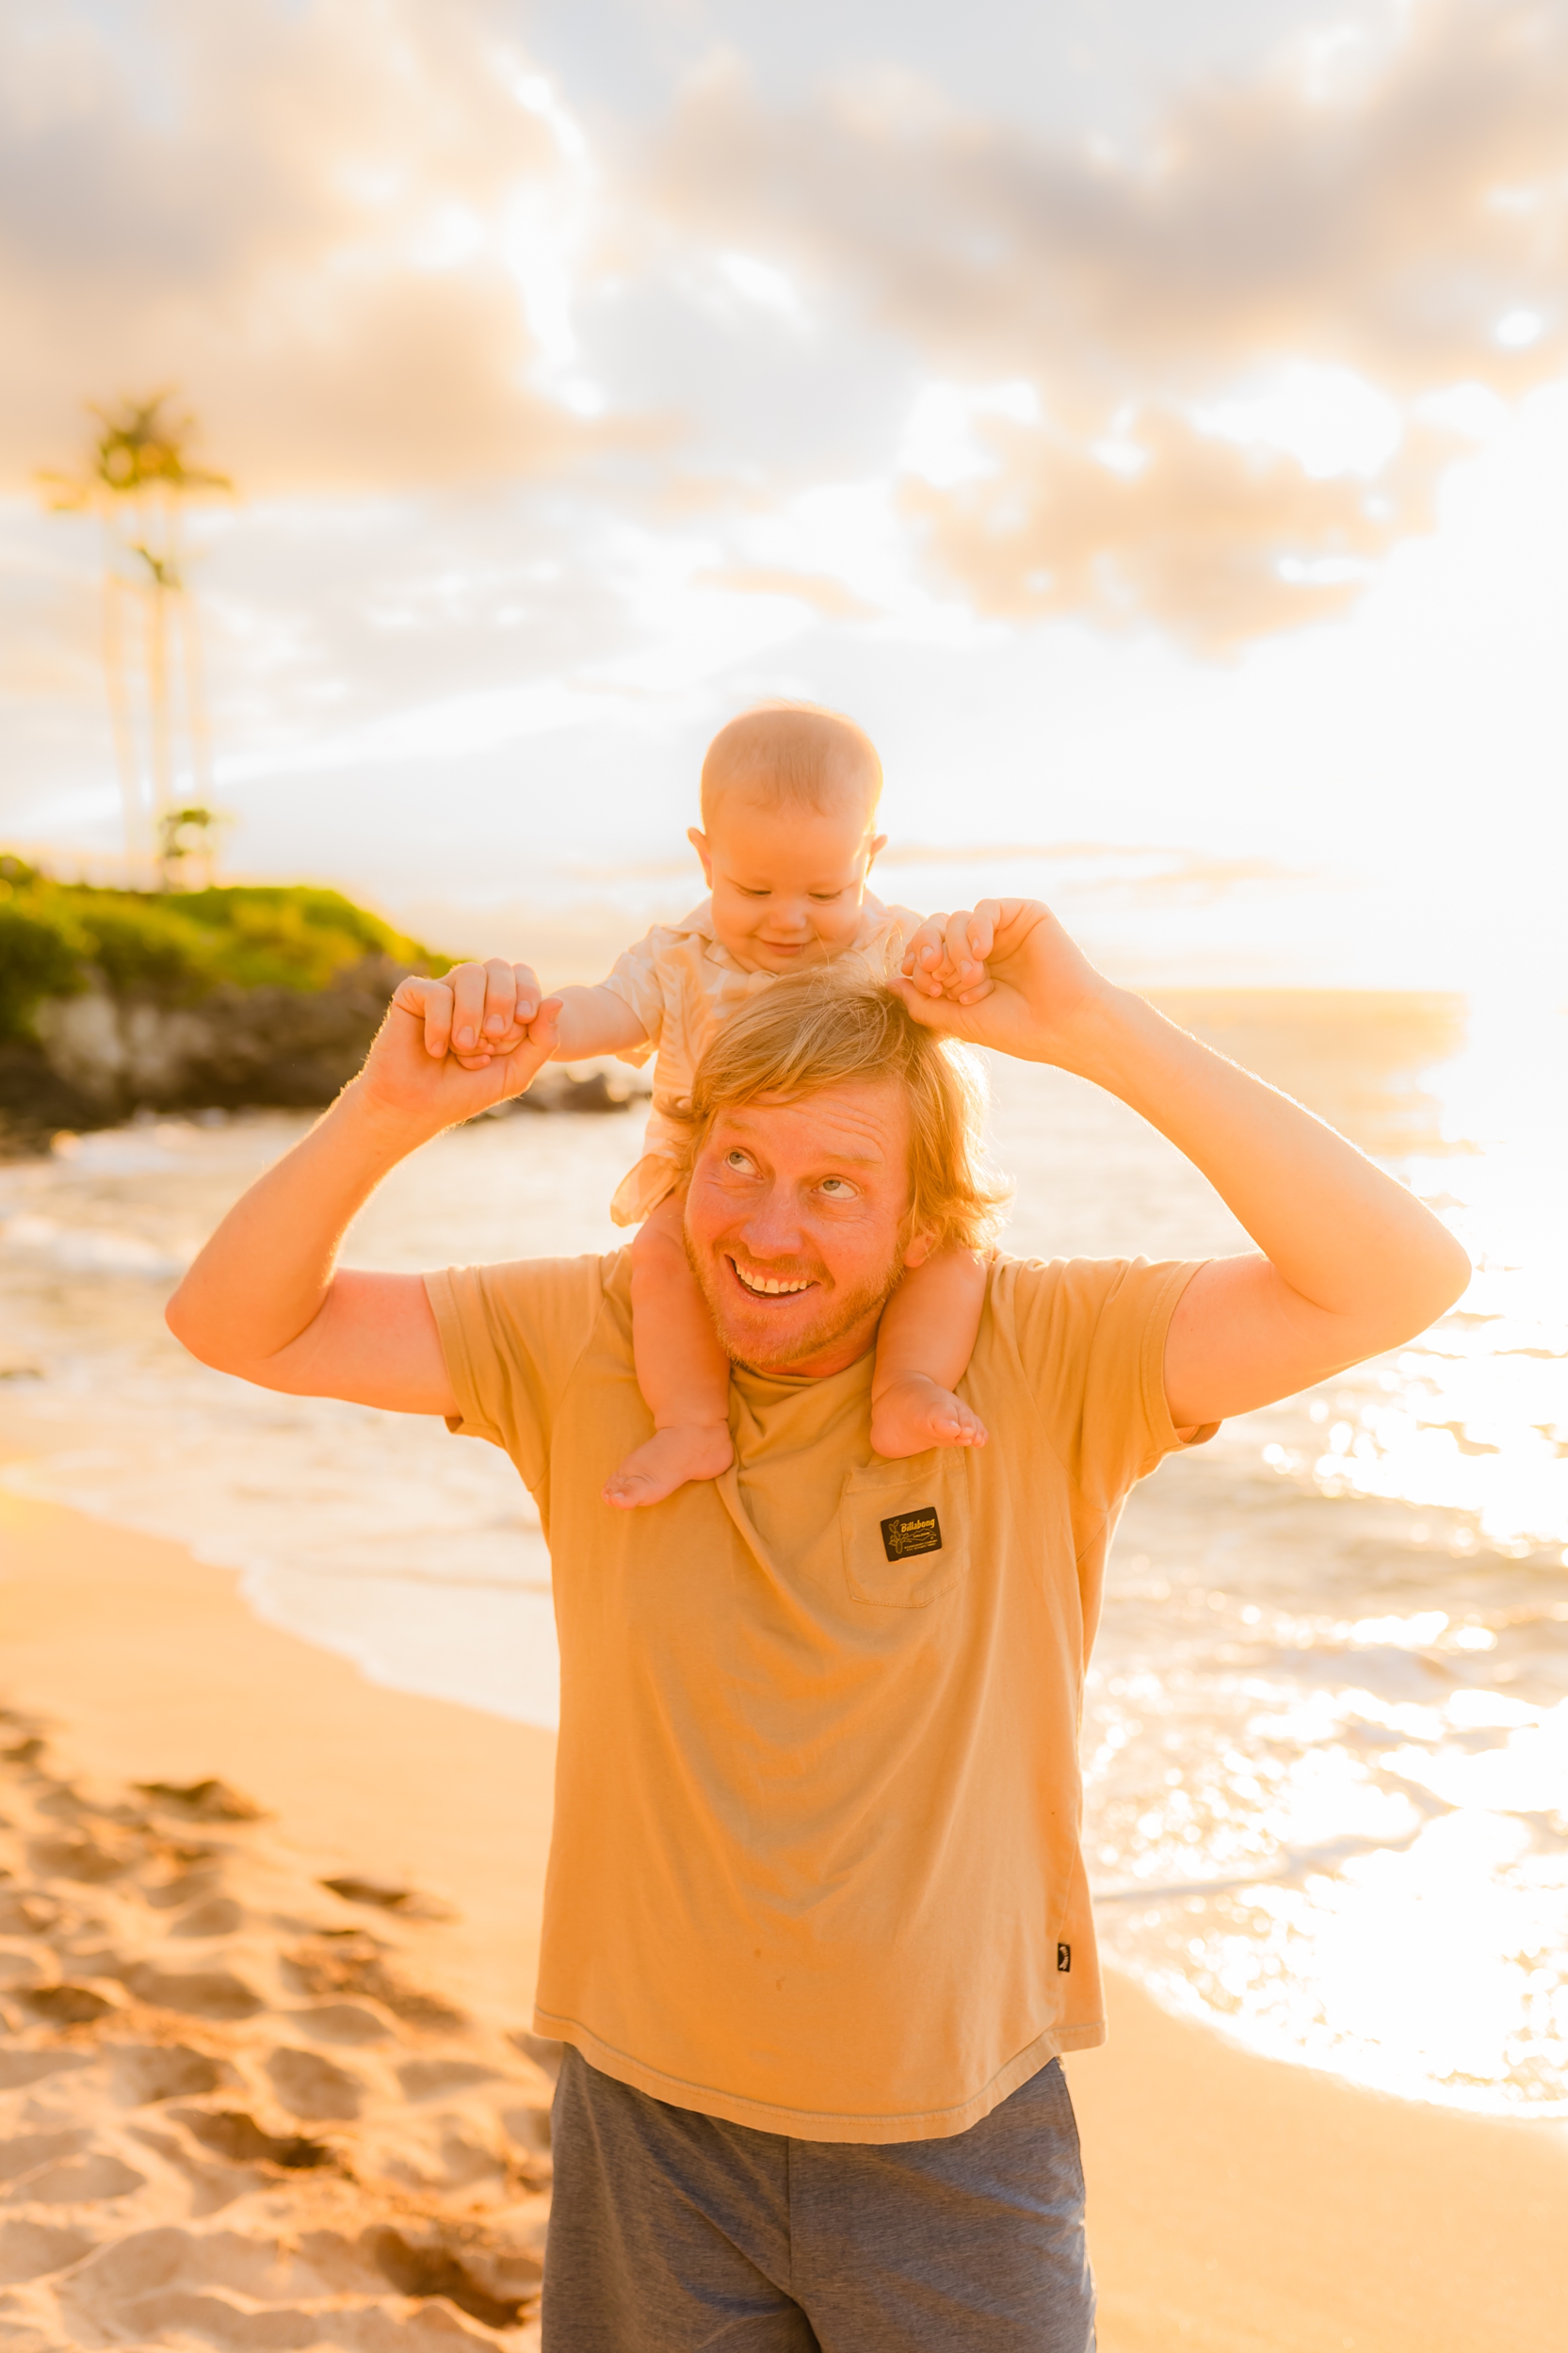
[{"x1": 1032, "y1": 1001, "x2": 1568, "y2": 2116}]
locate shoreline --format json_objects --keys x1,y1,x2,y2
[
  {"x1": 0, "y1": 1476, "x2": 555, "y2": 2030},
  {"x1": 6, "y1": 1390, "x2": 1560, "y2": 2124},
  {"x1": 4, "y1": 1486, "x2": 1566, "y2": 2349}
]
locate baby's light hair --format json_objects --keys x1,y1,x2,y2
[{"x1": 699, "y1": 702, "x2": 883, "y2": 834}]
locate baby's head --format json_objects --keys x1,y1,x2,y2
[{"x1": 689, "y1": 703, "x2": 887, "y2": 976}]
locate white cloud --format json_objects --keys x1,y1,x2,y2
[
  {"x1": 713, "y1": 252, "x2": 811, "y2": 326},
  {"x1": 1415, "y1": 382, "x2": 1511, "y2": 439},
  {"x1": 0, "y1": 0, "x2": 618, "y2": 492},
  {"x1": 899, "y1": 381, "x2": 1041, "y2": 488},
  {"x1": 651, "y1": 1, "x2": 1568, "y2": 642},
  {"x1": 1197, "y1": 366, "x2": 1404, "y2": 481}
]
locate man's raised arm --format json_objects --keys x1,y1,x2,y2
[
  {"x1": 897, "y1": 901, "x2": 1472, "y2": 1432},
  {"x1": 165, "y1": 963, "x2": 560, "y2": 1413}
]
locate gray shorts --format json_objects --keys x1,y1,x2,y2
[{"x1": 542, "y1": 2049, "x2": 1096, "y2": 2351}]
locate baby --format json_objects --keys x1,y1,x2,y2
[{"x1": 534, "y1": 702, "x2": 990, "y2": 1509}]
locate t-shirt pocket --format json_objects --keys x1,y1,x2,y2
[{"x1": 839, "y1": 1452, "x2": 972, "y2": 1609}]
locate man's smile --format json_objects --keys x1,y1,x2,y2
[{"x1": 726, "y1": 1255, "x2": 817, "y2": 1299}]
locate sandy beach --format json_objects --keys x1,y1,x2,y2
[{"x1": 4, "y1": 1469, "x2": 1565, "y2": 2353}]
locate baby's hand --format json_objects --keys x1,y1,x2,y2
[
  {"x1": 901, "y1": 902, "x2": 1002, "y2": 1007},
  {"x1": 397, "y1": 959, "x2": 547, "y2": 1069}
]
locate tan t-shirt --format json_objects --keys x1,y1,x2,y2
[{"x1": 426, "y1": 1248, "x2": 1211, "y2": 2143}]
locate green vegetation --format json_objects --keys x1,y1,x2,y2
[{"x1": 0, "y1": 856, "x2": 447, "y2": 1041}]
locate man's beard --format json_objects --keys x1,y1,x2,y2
[{"x1": 686, "y1": 1234, "x2": 906, "y2": 1375}]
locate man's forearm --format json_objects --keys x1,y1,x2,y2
[
  {"x1": 166, "y1": 1081, "x2": 433, "y2": 1373},
  {"x1": 1068, "y1": 984, "x2": 1469, "y2": 1338},
  {"x1": 167, "y1": 973, "x2": 558, "y2": 1410},
  {"x1": 901, "y1": 898, "x2": 1468, "y2": 1418}
]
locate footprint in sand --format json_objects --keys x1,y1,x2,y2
[
  {"x1": 288, "y1": 2000, "x2": 396, "y2": 2045},
  {"x1": 266, "y1": 2046, "x2": 364, "y2": 2121},
  {"x1": 0, "y1": 1721, "x2": 554, "y2": 2349},
  {"x1": 109, "y1": 2046, "x2": 227, "y2": 2105},
  {"x1": 134, "y1": 1779, "x2": 268, "y2": 1825},
  {"x1": 168, "y1": 1894, "x2": 247, "y2": 1940},
  {"x1": 320, "y1": 1875, "x2": 459, "y2": 1923}
]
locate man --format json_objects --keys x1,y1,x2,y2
[{"x1": 167, "y1": 899, "x2": 1468, "y2": 2351}]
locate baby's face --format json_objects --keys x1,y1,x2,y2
[{"x1": 690, "y1": 797, "x2": 887, "y2": 976}]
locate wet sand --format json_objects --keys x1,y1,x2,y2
[{"x1": 3, "y1": 1480, "x2": 1564, "y2": 2352}]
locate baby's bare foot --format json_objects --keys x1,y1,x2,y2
[
  {"x1": 870, "y1": 1373, "x2": 988, "y2": 1460},
  {"x1": 603, "y1": 1421, "x2": 735, "y2": 1509}
]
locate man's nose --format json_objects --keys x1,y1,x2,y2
[{"x1": 740, "y1": 1183, "x2": 805, "y2": 1258}]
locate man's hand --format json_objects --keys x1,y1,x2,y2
[
  {"x1": 897, "y1": 901, "x2": 1110, "y2": 1072},
  {"x1": 402, "y1": 958, "x2": 542, "y2": 1065},
  {"x1": 902, "y1": 912, "x2": 994, "y2": 1006},
  {"x1": 357, "y1": 962, "x2": 562, "y2": 1136}
]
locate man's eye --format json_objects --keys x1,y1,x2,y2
[
  {"x1": 819, "y1": 1176, "x2": 856, "y2": 1198},
  {"x1": 725, "y1": 1150, "x2": 753, "y2": 1171}
]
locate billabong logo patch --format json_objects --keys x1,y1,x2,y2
[
  {"x1": 1057, "y1": 1942, "x2": 1071, "y2": 1972},
  {"x1": 881, "y1": 1506, "x2": 942, "y2": 1562}
]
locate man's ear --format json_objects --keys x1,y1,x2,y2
[
  {"x1": 687, "y1": 826, "x2": 714, "y2": 884},
  {"x1": 901, "y1": 1225, "x2": 936, "y2": 1271}
]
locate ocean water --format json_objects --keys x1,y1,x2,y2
[{"x1": 2, "y1": 994, "x2": 1565, "y2": 2119}]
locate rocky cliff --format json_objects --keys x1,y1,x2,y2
[
  {"x1": 0, "y1": 868, "x2": 644, "y2": 1146},
  {"x1": 0, "y1": 868, "x2": 434, "y2": 1145},
  {"x1": 0, "y1": 963, "x2": 408, "y2": 1144}
]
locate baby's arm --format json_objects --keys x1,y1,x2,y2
[
  {"x1": 546, "y1": 983, "x2": 651, "y2": 1063},
  {"x1": 871, "y1": 1247, "x2": 990, "y2": 1458}
]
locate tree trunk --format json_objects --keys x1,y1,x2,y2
[{"x1": 101, "y1": 573, "x2": 144, "y2": 884}]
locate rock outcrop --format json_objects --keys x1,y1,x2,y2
[
  {"x1": 0, "y1": 966, "x2": 645, "y2": 1146},
  {"x1": 29, "y1": 962, "x2": 409, "y2": 1120}
]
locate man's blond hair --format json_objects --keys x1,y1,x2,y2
[{"x1": 672, "y1": 971, "x2": 1010, "y2": 1255}]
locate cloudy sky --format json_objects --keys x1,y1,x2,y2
[{"x1": 3, "y1": 0, "x2": 1566, "y2": 990}]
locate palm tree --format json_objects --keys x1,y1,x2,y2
[{"x1": 40, "y1": 393, "x2": 233, "y2": 887}]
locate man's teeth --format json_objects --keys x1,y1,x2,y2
[{"x1": 734, "y1": 1264, "x2": 811, "y2": 1296}]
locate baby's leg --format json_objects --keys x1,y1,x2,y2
[
  {"x1": 870, "y1": 1246, "x2": 990, "y2": 1458},
  {"x1": 604, "y1": 1193, "x2": 735, "y2": 1509}
]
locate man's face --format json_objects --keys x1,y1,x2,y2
[{"x1": 684, "y1": 1079, "x2": 927, "y2": 1378}]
